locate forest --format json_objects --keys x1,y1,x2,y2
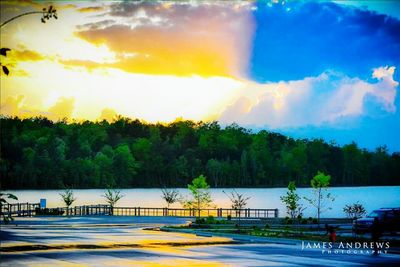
[{"x1": 0, "y1": 116, "x2": 399, "y2": 189}]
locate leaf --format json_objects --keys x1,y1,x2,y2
[
  {"x1": 0, "y1": 48, "x2": 11, "y2": 56},
  {"x1": 7, "y1": 193, "x2": 18, "y2": 200},
  {"x1": 2, "y1": 66, "x2": 9, "y2": 75}
]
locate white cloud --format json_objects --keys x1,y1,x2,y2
[
  {"x1": 219, "y1": 66, "x2": 398, "y2": 128},
  {"x1": 370, "y1": 66, "x2": 398, "y2": 112}
]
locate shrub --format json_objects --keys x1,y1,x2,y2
[
  {"x1": 195, "y1": 218, "x2": 206, "y2": 224},
  {"x1": 35, "y1": 208, "x2": 64, "y2": 216},
  {"x1": 227, "y1": 215, "x2": 232, "y2": 221},
  {"x1": 301, "y1": 219, "x2": 308, "y2": 224},
  {"x1": 265, "y1": 223, "x2": 270, "y2": 229},
  {"x1": 343, "y1": 202, "x2": 366, "y2": 219},
  {"x1": 284, "y1": 216, "x2": 293, "y2": 224},
  {"x1": 312, "y1": 218, "x2": 318, "y2": 224},
  {"x1": 206, "y1": 215, "x2": 215, "y2": 224}
]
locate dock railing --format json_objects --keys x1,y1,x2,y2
[
  {"x1": 1, "y1": 202, "x2": 278, "y2": 219},
  {"x1": 0, "y1": 202, "x2": 40, "y2": 217}
]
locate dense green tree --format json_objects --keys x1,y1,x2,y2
[
  {"x1": 281, "y1": 142, "x2": 307, "y2": 186},
  {"x1": 343, "y1": 143, "x2": 363, "y2": 185},
  {"x1": 206, "y1": 159, "x2": 222, "y2": 187},
  {"x1": 94, "y1": 151, "x2": 114, "y2": 187},
  {"x1": 0, "y1": 117, "x2": 398, "y2": 189},
  {"x1": 113, "y1": 144, "x2": 139, "y2": 187},
  {"x1": 306, "y1": 139, "x2": 329, "y2": 178}
]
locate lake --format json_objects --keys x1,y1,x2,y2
[{"x1": 3, "y1": 186, "x2": 400, "y2": 218}]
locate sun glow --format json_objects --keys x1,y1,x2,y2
[
  {"x1": 1, "y1": 58, "x2": 244, "y2": 122},
  {"x1": 0, "y1": 1, "x2": 252, "y2": 123}
]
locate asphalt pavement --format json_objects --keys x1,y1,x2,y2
[{"x1": 1, "y1": 216, "x2": 399, "y2": 266}]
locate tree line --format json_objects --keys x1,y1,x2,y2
[{"x1": 0, "y1": 116, "x2": 399, "y2": 189}]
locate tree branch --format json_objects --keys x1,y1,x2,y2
[{"x1": 1, "y1": 11, "x2": 44, "y2": 28}]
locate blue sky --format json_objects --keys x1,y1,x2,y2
[
  {"x1": 239, "y1": 0, "x2": 400, "y2": 152},
  {"x1": 249, "y1": 1, "x2": 400, "y2": 82}
]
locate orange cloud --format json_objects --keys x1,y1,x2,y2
[
  {"x1": 0, "y1": 95, "x2": 48, "y2": 118},
  {"x1": 60, "y1": 59, "x2": 103, "y2": 71},
  {"x1": 47, "y1": 97, "x2": 75, "y2": 121},
  {"x1": 11, "y1": 49, "x2": 44, "y2": 61},
  {"x1": 75, "y1": 3, "x2": 254, "y2": 77},
  {"x1": 0, "y1": 0, "x2": 43, "y2": 9},
  {"x1": 78, "y1": 6, "x2": 105, "y2": 13},
  {"x1": 1, "y1": 95, "x2": 77, "y2": 121},
  {"x1": 0, "y1": 95, "x2": 25, "y2": 116},
  {"x1": 0, "y1": 49, "x2": 46, "y2": 76},
  {"x1": 99, "y1": 108, "x2": 118, "y2": 122}
]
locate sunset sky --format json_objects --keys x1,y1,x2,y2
[{"x1": 1, "y1": 0, "x2": 399, "y2": 151}]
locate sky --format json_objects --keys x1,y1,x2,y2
[{"x1": 0, "y1": 0, "x2": 399, "y2": 151}]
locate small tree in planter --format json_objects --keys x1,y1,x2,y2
[
  {"x1": 60, "y1": 188, "x2": 76, "y2": 216},
  {"x1": 304, "y1": 171, "x2": 335, "y2": 229},
  {"x1": 102, "y1": 188, "x2": 124, "y2": 215},
  {"x1": 280, "y1": 181, "x2": 305, "y2": 221},
  {"x1": 223, "y1": 189, "x2": 250, "y2": 231},
  {"x1": 161, "y1": 188, "x2": 180, "y2": 209},
  {"x1": 182, "y1": 175, "x2": 214, "y2": 219},
  {"x1": 0, "y1": 192, "x2": 18, "y2": 224},
  {"x1": 343, "y1": 202, "x2": 366, "y2": 220}
]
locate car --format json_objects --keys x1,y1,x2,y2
[{"x1": 353, "y1": 208, "x2": 400, "y2": 234}]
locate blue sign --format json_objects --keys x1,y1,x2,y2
[{"x1": 40, "y1": 199, "x2": 46, "y2": 208}]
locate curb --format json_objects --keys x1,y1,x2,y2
[
  {"x1": 160, "y1": 227, "x2": 298, "y2": 245},
  {"x1": 160, "y1": 227, "x2": 400, "y2": 254}
]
